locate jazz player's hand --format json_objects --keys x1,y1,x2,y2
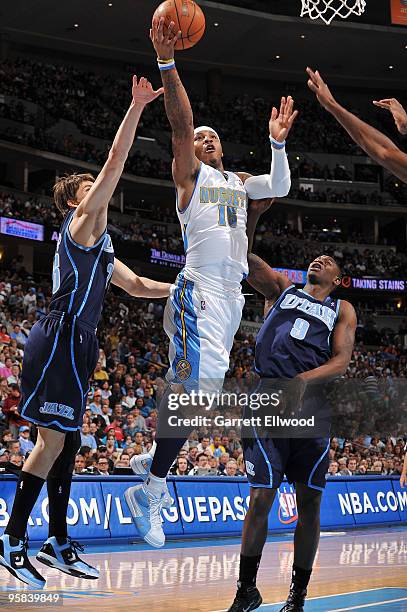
[
  {"x1": 269, "y1": 96, "x2": 298, "y2": 143},
  {"x1": 306, "y1": 67, "x2": 337, "y2": 111},
  {"x1": 401, "y1": 472, "x2": 407, "y2": 489},
  {"x1": 150, "y1": 16, "x2": 181, "y2": 61},
  {"x1": 131, "y1": 75, "x2": 164, "y2": 107},
  {"x1": 373, "y1": 98, "x2": 407, "y2": 135}
]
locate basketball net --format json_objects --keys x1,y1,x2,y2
[{"x1": 300, "y1": 0, "x2": 366, "y2": 25}]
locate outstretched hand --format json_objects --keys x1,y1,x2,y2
[
  {"x1": 269, "y1": 96, "x2": 298, "y2": 142},
  {"x1": 373, "y1": 98, "x2": 407, "y2": 135},
  {"x1": 150, "y1": 16, "x2": 181, "y2": 61},
  {"x1": 132, "y1": 75, "x2": 164, "y2": 107},
  {"x1": 306, "y1": 67, "x2": 337, "y2": 111}
]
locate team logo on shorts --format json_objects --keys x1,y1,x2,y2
[
  {"x1": 176, "y1": 359, "x2": 192, "y2": 381},
  {"x1": 245, "y1": 460, "x2": 255, "y2": 476}
]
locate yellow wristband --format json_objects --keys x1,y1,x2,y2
[{"x1": 157, "y1": 57, "x2": 174, "y2": 64}]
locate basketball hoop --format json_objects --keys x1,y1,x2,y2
[{"x1": 300, "y1": 0, "x2": 366, "y2": 25}]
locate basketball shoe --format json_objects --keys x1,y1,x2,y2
[
  {"x1": 279, "y1": 584, "x2": 307, "y2": 611},
  {"x1": 129, "y1": 445, "x2": 173, "y2": 509},
  {"x1": 124, "y1": 480, "x2": 165, "y2": 548},
  {"x1": 0, "y1": 534, "x2": 45, "y2": 588},
  {"x1": 36, "y1": 536, "x2": 99, "y2": 579},
  {"x1": 227, "y1": 582, "x2": 263, "y2": 611}
]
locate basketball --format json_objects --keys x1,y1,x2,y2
[{"x1": 153, "y1": 0, "x2": 206, "y2": 50}]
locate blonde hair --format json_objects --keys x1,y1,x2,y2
[{"x1": 53, "y1": 173, "x2": 95, "y2": 216}]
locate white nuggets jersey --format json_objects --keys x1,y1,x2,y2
[{"x1": 177, "y1": 162, "x2": 249, "y2": 292}]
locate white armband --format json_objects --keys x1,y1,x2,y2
[{"x1": 244, "y1": 137, "x2": 291, "y2": 200}]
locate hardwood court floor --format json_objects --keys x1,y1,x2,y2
[{"x1": 0, "y1": 528, "x2": 406, "y2": 611}]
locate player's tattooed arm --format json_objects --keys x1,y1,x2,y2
[
  {"x1": 70, "y1": 76, "x2": 163, "y2": 247},
  {"x1": 307, "y1": 67, "x2": 407, "y2": 183},
  {"x1": 297, "y1": 300, "x2": 357, "y2": 384},
  {"x1": 150, "y1": 17, "x2": 200, "y2": 199},
  {"x1": 247, "y1": 253, "x2": 291, "y2": 313},
  {"x1": 111, "y1": 258, "x2": 171, "y2": 298}
]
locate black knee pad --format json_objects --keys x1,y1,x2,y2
[{"x1": 48, "y1": 430, "x2": 81, "y2": 478}]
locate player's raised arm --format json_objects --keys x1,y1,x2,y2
[
  {"x1": 307, "y1": 67, "x2": 407, "y2": 183},
  {"x1": 297, "y1": 300, "x2": 357, "y2": 384},
  {"x1": 111, "y1": 258, "x2": 171, "y2": 298},
  {"x1": 150, "y1": 18, "x2": 200, "y2": 208},
  {"x1": 70, "y1": 76, "x2": 163, "y2": 246},
  {"x1": 242, "y1": 96, "x2": 298, "y2": 200}
]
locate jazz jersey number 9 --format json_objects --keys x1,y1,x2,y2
[{"x1": 290, "y1": 317, "x2": 310, "y2": 340}]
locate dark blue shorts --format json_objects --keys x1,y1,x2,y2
[
  {"x1": 19, "y1": 311, "x2": 99, "y2": 433},
  {"x1": 242, "y1": 435, "x2": 330, "y2": 491}
]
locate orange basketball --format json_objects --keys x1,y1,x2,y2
[{"x1": 153, "y1": 0, "x2": 206, "y2": 50}]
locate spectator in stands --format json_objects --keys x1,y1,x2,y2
[
  {"x1": 122, "y1": 387, "x2": 137, "y2": 410},
  {"x1": 0, "y1": 326, "x2": 11, "y2": 345},
  {"x1": 80, "y1": 423, "x2": 97, "y2": 450},
  {"x1": 7, "y1": 364, "x2": 21, "y2": 386},
  {"x1": 10, "y1": 324, "x2": 27, "y2": 348},
  {"x1": 145, "y1": 408, "x2": 157, "y2": 431},
  {"x1": 223, "y1": 459, "x2": 241, "y2": 477},
  {"x1": 218, "y1": 453, "x2": 230, "y2": 474},
  {"x1": 89, "y1": 390, "x2": 103, "y2": 415},
  {"x1": 74, "y1": 454, "x2": 86, "y2": 474},
  {"x1": 0, "y1": 447, "x2": 10, "y2": 464},
  {"x1": 96, "y1": 457, "x2": 111, "y2": 475},
  {"x1": 100, "y1": 381, "x2": 111, "y2": 401},
  {"x1": 170, "y1": 456, "x2": 189, "y2": 476},
  {"x1": 210, "y1": 435, "x2": 226, "y2": 458},
  {"x1": 132, "y1": 406, "x2": 146, "y2": 432},
  {"x1": 197, "y1": 436, "x2": 212, "y2": 455},
  {"x1": 18, "y1": 426, "x2": 34, "y2": 455},
  {"x1": 93, "y1": 362, "x2": 109, "y2": 382},
  {"x1": 2, "y1": 384, "x2": 27, "y2": 438},
  {"x1": 0, "y1": 358, "x2": 13, "y2": 379},
  {"x1": 123, "y1": 413, "x2": 139, "y2": 438},
  {"x1": 371, "y1": 460, "x2": 384, "y2": 474},
  {"x1": 189, "y1": 452, "x2": 211, "y2": 475}
]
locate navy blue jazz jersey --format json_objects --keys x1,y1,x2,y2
[
  {"x1": 20, "y1": 210, "x2": 115, "y2": 432},
  {"x1": 243, "y1": 285, "x2": 341, "y2": 491},
  {"x1": 255, "y1": 285, "x2": 340, "y2": 378}
]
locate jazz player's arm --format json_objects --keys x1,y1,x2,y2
[
  {"x1": 150, "y1": 18, "x2": 200, "y2": 210},
  {"x1": 70, "y1": 76, "x2": 164, "y2": 247},
  {"x1": 307, "y1": 67, "x2": 407, "y2": 183},
  {"x1": 297, "y1": 300, "x2": 357, "y2": 384},
  {"x1": 247, "y1": 253, "x2": 292, "y2": 316},
  {"x1": 111, "y1": 258, "x2": 171, "y2": 298}
]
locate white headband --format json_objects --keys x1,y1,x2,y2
[{"x1": 194, "y1": 126, "x2": 221, "y2": 140}]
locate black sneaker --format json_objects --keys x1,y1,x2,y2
[
  {"x1": 279, "y1": 584, "x2": 307, "y2": 611},
  {"x1": 0, "y1": 534, "x2": 46, "y2": 588},
  {"x1": 36, "y1": 536, "x2": 99, "y2": 579},
  {"x1": 227, "y1": 583, "x2": 263, "y2": 611}
]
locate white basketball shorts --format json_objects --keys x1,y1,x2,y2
[{"x1": 164, "y1": 270, "x2": 245, "y2": 392}]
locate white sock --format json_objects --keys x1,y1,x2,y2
[
  {"x1": 148, "y1": 440, "x2": 157, "y2": 458},
  {"x1": 144, "y1": 472, "x2": 166, "y2": 496}
]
